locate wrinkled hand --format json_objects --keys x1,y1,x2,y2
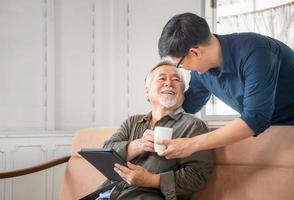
[
  {"x1": 157, "y1": 137, "x2": 197, "y2": 159},
  {"x1": 114, "y1": 162, "x2": 158, "y2": 187},
  {"x1": 140, "y1": 129, "x2": 155, "y2": 152}
]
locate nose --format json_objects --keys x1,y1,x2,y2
[{"x1": 164, "y1": 79, "x2": 172, "y2": 87}]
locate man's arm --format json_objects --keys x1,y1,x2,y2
[
  {"x1": 127, "y1": 129, "x2": 155, "y2": 161},
  {"x1": 104, "y1": 118, "x2": 155, "y2": 161},
  {"x1": 159, "y1": 121, "x2": 214, "y2": 197},
  {"x1": 126, "y1": 139, "x2": 142, "y2": 161},
  {"x1": 159, "y1": 118, "x2": 253, "y2": 159},
  {"x1": 240, "y1": 48, "x2": 280, "y2": 135},
  {"x1": 194, "y1": 118, "x2": 253, "y2": 151},
  {"x1": 103, "y1": 119, "x2": 132, "y2": 160},
  {"x1": 157, "y1": 151, "x2": 213, "y2": 199},
  {"x1": 182, "y1": 71, "x2": 211, "y2": 113}
]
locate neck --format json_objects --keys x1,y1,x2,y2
[
  {"x1": 149, "y1": 106, "x2": 176, "y2": 126},
  {"x1": 207, "y1": 35, "x2": 223, "y2": 68}
]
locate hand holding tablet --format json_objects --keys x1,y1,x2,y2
[{"x1": 79, "y1": 148, "x2": 127, "y2": 181}]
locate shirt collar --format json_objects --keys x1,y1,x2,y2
[
  {"x1": 210, "y1": 34, "x2": 236, "y2": 77},
  {"x1": 138, "y1": 107, "x2": 184, "y2": 123},
  {"x1": 168, "y1": 107, "x2": 184, "y2": 120}
]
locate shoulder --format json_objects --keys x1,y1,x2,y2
[
  {"x1": 123, "y1": 114, "x2": 147, "y2": 126},
  {"x1": 179, "y1": 113, "x2": 208, "y2": 134},
  {"x1": 117, "y1": 114, "x2": 146, "y2": 132},
  {"x1": 224, "y1": 32, "x2": 278, "y2": 53},
  {"x1": 180, "y1": 112, "x2": 201, "y2": 121},
  {"x1": 182, "y1": 113, "x2": 207, "y2": 126},
  {"x1": 224, "y1": 32, "x2": 267, "y2": 45}
]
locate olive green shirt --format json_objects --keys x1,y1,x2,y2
[{"x1": 93, "y1": 107, "x2": 213, "y2": 200}]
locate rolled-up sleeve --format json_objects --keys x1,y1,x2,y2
[{"x1": 240, "y1": 48, "x2": 280, "y2": 135}]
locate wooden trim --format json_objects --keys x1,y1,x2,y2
[{"x1": 0, "y1": 155, "x2": 70, "y2": 179}]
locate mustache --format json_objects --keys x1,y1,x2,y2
[{"x1": 160, "y1": 87, "x2": 176, "y2": 95}]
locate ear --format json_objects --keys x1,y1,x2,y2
[{"x1": 189, "y1": 46, "x2": 202, "y2": 58}]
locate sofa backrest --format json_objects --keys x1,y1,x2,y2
[{"x1": 195, "y1": 126, "x2": 294, "y2": 200}]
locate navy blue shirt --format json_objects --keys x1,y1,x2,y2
[{"x1": 183, "y1": 33, "x2": 294, "y2": 135}]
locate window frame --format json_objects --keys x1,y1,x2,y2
[{"x1": 200, "y1": 0, "x2": 239, "y2": 124}]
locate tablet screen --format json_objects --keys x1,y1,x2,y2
[{"x1": 79, "y1": 148, "x2": 127, "y2": 181}]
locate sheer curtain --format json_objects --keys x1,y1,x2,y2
[{"x1": 217, "y1": 2, "x2": 294, "y2": 48}]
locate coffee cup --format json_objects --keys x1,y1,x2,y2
[{"x1": 154, "y1": 126, "x2": 173, "y2": 153}]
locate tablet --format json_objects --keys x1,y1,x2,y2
[{"x1": 78, "y1": 148, "x2": 127, "y2": 181}]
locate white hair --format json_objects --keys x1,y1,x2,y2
[{"x1": 144, "y1": 61, "x2": 187, "y2": 90}]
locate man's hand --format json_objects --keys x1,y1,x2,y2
[
  {"x1": 114, "y1": 162, "x2": 160, "y2": 188},
  {"x1": 127, "y1": 129, "x2": 154, "y2": 161},
  {"x1": 157, "y1": 137, "x2": 198, "y2": 159},
  {"x1": 140, "y1": 129, "x2": 155, "y2": 152}
]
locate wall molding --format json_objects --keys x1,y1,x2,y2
[{"x1": 0, "y1": 133, "x2": 72, "y2": 200}]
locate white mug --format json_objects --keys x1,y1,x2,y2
[{"x1": 154, "y1": 126, "x2": 173, "y2": 153}]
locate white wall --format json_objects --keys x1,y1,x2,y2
[
  {"x1": 0, "y1": 0, "x2": 45, "y2": 130},
  {"x1": 0, "y1": 0, "x2": 205, "y2": 199},
  {"x1": 0, "y1": 0, "x2": 204, "y2": 132},
  {"x1": 128, "y1": 0, "x2": 204, "y2": 115}
]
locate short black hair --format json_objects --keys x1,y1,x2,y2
[{"x1": 158, "y1": 12, "x2": 211, "y2": 58}]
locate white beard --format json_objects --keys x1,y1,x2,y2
[{"x1": 158, "y1": 95, "x2": 177, "y2": 108}]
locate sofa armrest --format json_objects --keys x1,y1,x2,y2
[{"x1": 0, "y1": 155, "x2": 70, "y2": 179}]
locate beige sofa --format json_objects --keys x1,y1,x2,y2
[
  {"x1": 1, "y1": 126, "x2": 294, "y2": 200},
  {"x1": 196, "y1": 126, "x2": 294, "y2": 200}
]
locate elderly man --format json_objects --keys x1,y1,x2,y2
[{"x1": 83, "y1": 61, "x2": 213, "y2": 200}]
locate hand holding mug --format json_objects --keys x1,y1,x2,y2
[{"x1": 140, "y1": 129, "x2": 155, "y2": 152}]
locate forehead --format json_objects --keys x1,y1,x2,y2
[{"x1": 152, "y1": 65, "x2": 179, "y2": 76}]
